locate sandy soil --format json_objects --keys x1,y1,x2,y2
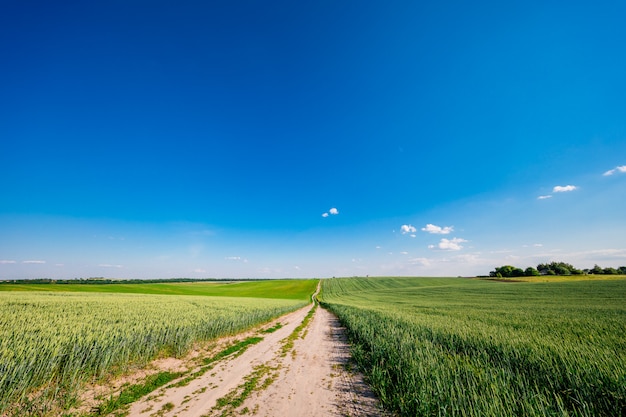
[{"x1": 122, "y1": 303, "x2": 384, "y2": 417}]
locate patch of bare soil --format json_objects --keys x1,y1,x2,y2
[{"x1": 110, "y1": 304, "x2": 385, "y2": 417}]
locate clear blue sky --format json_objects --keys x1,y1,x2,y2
[{"x1": 1, "y1": 0, "x2": 625, "y2": 279}]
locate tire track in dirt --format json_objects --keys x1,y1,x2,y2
[{"x1": 124, "y1": 296, "x2": 383, "y2": 416}]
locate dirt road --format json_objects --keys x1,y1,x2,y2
[{"x1": 124, "y1": 303, "x2": 382, "y2": 417}]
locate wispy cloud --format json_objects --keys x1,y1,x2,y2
[
  {"x1": 428, "y1": 237, "x2": 467, "y2": 251},
  {"x1": 537, "y1": 195, "x2": 552, "y2": 200},
  {"x1": 193, "y1": 268, "x2": 207, "y2": 273},
  {"x1": 400, "y1": 224, "x2": 417, "y2": 234},
  {"x1": 409, "y1": 257, "x2": 432, "y2": 266},
  {"x1": 553, "y1": 185, "x2": 578, "y2": 193},
  {"x1": 421, "y1": 224, "x2": 453, "y2": 234},
  {"x1": 603, "y1": 165, "x2": 626, "y2": 176},
  {"x1": 225, "y1": 256, "x2": 247, "y2": 263},
  {"x1": 23, "y1": 260, "x2": 46, "y2": 264},
  {"x1": 98, "y1": 264, "x2": 123, "y2": 268},
  {"x1": 0, "y1": 260, "x2": 16, "y2": 264}
]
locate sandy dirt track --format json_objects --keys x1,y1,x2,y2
[{"x1": 124, "y1": 303, "x2": 383, "y2": 417}]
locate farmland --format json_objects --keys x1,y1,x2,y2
[
  {"x1": 0, "y1": 279, "x2": 317, "y2": 416},
  {"x1": 0, "y1": 279, "x2": 317, "y2": 300},
  {"x1": 321, "y1": 277, "x2": 626, "y2": 417}
]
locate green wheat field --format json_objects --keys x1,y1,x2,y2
[
  {"x1": 1, "y1": 276, "x2": 625, "y2": 416},
  {"x1": 321, "y1": 277, "x2": 626, "y2": 416}
]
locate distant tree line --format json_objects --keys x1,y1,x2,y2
[{"x1": 489, "y1": 262, "x2": 626, "y2": 278}]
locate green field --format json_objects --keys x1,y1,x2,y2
[
  {"x1": 0, "y1": 279, "x2": 318, "y2": 300},
  {"x1": 0, "y1": 279, "x2": 317, "y2": 416},
  {"x1": 321, "y1": 277, "x2": 626, "y2": 417}
]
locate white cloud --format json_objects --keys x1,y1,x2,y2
[
  {"x1": 537, "y1": 195, "x2": 552, "y2": 200},
  {"x1": 98, "y1": 264, "x2": 123, "y2": 268},
  {"x1": 533, "y1": 243, "x2": 543, "y2": 247},
  {"x1": 400, "y1": 251, "x2": 408, "y2": 255},
  {"x1": 553, "y1": 185, "x2": 578, "y2": 193},
  {"x1": 321, "y1": 212, "x2": 329, "y2": 217},
  {"x1": 0, "y1": 260, "x2": 16, "y2": 264},
  {"x1": 400, "y1": 224, "x2": 417, "y2": 234},
  {"x1": 421, "y1": 224, "x2": 454, "y2": 234},
  {"x1": 603, "y1": 165, "x2": 626, "y2": 176},
  {"x1": 193, "y1": 268, "x2": 207, "y2": 273},
  {"x1": 329, "y1": 207, "x2": 339, "y2": 215},
  {"x1": 23, "y1": 260, "x2": 46, "y2": 264},
  {"x1": 429, "y1": 237, "x2": 467, "y2": 251}
]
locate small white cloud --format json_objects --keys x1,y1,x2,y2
[
  {"x1": 537, "y1": 195, "x2": 552, "y2": 200},
  {"x1": 429, "y1": 237, "x2": 467, "y2": 251},
  {"x1": 193, "y1": 268, "x2": 207, "y2": 273},
  {"x1": 400, "y1": 251, "x2": 409, "y2": 255},
  {"x1": 0, "y1": 260, "x2": 16, "y2": 264},
  {"x1": 421, "y1": 224, "x2": 454, "y2": 234},
  {"x1": 98, "y1": 264, "x2": 123, "y2": 268},
  {"x1": 553, "y1": 185, "x2": 577, "y2": 193},
  {"x1": 400, "y1": 224, "x2": 417, "y2": 234},
  {"x1": 603, "y1": 165, "x2": 626, "y2": 176},
  {"x1": 321, "y1": 212, "x2": 329, "y2": 217},
  {"x1": 329, "y1": 207, "x2": 339, "y2": 215},
  {"x1": 294, "y1": 266, "x2": 301, "y2": 270},
  {"x1": 375, "y1": 246, "x2": 381, "y2": 249},
  {"x1": 23, "y1": 260, "x2": 46, "y2": 264},
  {"x1": 410, "y1": 234, "x2": 416, "y2": 238},
  {"x1": 533, "y1": 243, "x2": 543, "y2": 247}
]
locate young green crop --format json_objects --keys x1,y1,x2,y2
[
  {"x1": 0, "y1": 291, "x2": 308, "y2": 416},
  {"x1": 0, "y1": 278, "x2": 319, "y2": 300},
  {"x1": 321, "y1": 277, "x2": 626, "y2": 417}
]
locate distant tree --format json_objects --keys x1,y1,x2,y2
[
  {"x1": 511, "y1": 267, "x2": 525, "y2": 277},
  {"x1": 490, "y1": 265, "x2": 515, "y2": 278},
  {"x1": 536, "y1": 261, "x2": 580, "y2": 276},
  {"x1": 591, "y1": 264, "x2": 604, "y2": 275},
  {"x1": 554, "y1": 264, "x2": 571, "y2": 275},
  {"x1": 619, "y1": 266, "x2": 626, "y2": 275},
  {"x1": 524, "y1": 267, "x2": 540, "y2": 276},
  {"x1": 603, "y1": 267, "x2": 618, "y2": 275}
]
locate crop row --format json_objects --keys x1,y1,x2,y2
[
  {"x1": 321, "y1": 277, "x2": 626, "y2": 417},
  {"x1": 0, "y1": 291, "x2": 306, "y2": 415}
]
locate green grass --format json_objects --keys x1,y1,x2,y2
[
  {"x1": 0, "y1": 279, "x2": 318, "y2": 300},
  {"x1": 91, "y1": 371, "x2": 183, "y2": 416},
  {"x1": 321, "y1": 277, "x2": 626, "y2": 417}
]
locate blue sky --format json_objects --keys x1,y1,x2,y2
[{"x1": 1, "y1": 0, "x2": 625, "y2": 279}]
